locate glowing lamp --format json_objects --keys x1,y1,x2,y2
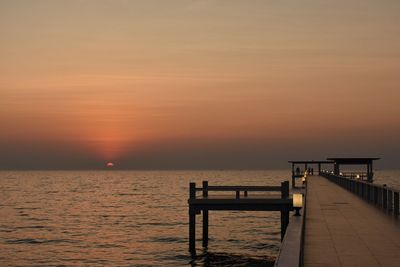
[
  {"x1": 340, "y1": 172, "x2": 343, "y2": 176},
  {"x1": 293, "y1": 193, "x2": 303, "y2": 216},
  {"x1": 356, "y1": 174, "x2": 360, "y2": 179}
]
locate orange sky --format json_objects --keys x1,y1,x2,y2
[{"x1": 1, "y1": 1, "x2": 399, "y2": 169}]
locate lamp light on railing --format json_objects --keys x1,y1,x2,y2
[
  {"x1": 293, "y1": 193, "x2": 303, "y2": 216},
  {"x1": 340, "y1": 172, "x2": 343, "y2": 176},
  {"x1": 356, "y1": 174, "x2": 360, "y2": 179}
]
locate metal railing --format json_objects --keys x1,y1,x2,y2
[
  {"x1": 321, "y1": 171, "x2": 400, "y2": 217},
  {"x1": 339, "y1": 172, "x2": 368, "y2": 180}
]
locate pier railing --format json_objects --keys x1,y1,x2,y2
[
  {"x1": 321, "y1": 171, "x2": 400, "y2": 217},
  {"x1": 192, "y1": 182, "x2": 285, "y2": 199},
  {"x1": 339, "y1": 172, "x2": 368, "y2": 180}
]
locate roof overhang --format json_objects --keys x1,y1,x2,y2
[
  {"x1": 288, "y1": 160, "x2": 334, "y2": 164},
  {"x1": 326, "y1": 158, "x2": 380, "y2": 165}
]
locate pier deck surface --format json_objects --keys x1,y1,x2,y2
[{"x1": 304, "y1": 175, "x2": 400, "y2": 267}]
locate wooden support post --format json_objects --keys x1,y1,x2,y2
[
  {"x1": 394, "y1": 192, "x2": 399, "y2": 217},
  {"x1": 280, "y1": 181, "x2": 290, "y2": 241},
  {"x1": 189, "y1": 208, "x2": 196, "y2": 255},
  {"x1": 281, "y1": 181, "x2": 289, "y2": 199},
  {"x1": 244, "y1": 191, "x2": 248, "y2": 197},
  {"x1": 318, "y1": 163, "x2": 321, "y2": 175},
  {"x1": 189, "y1": 183, "x2": 196, "y2": 256},
  {"x1": 202, "y1": 210, "x2": 208, "y2": 248},
  {"x1": 236, "y1": 191, "x2": 240, "y2": 199},
  {"x1": 202, "y1": 181, "x2": 208, "y2": 198},
  {"x1": 202, "y1": 181, "x2": 208, "y2": 248}
]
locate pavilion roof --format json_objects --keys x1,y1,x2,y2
[
  {"x1": 288, "y1": 160, "x2": 334, "y2": 164},
  {"x1": 326, "y1": 157, "x2": 380, "y2": 165}
]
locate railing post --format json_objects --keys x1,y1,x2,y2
[
  {"x1": 202, "y1": 181, "x2": 208, "y2": 248},
  {"x1": 388, "y1": 190, "x2": 393, "y2": 212},
  {"x1": 378, "y1": 187, "x2": 383, "y2": 207},
  {"x1": 364, "y1": 183, "x2": 367, "y2": 199},
  {"x1": 189, "y1": 183, "x2": 196, "y2": 256},
  {"x1": 360, "y1": 182, "x2": 363, "y2": 198},
  {"x1": 367, "y1": 184, "x2": 371, "y2": 202},
  {"x1": 360, "y1": 183, "x2": 363, "y2": 197},
  {"x1": 374, "y1": 187, "x2": 378, "y2": 205},
  {"x1": 236, "y1": 191, "x2": 240, "y2": 199},
  {"x1": 383, "y1": 187, "x2": 388, "y2": 210},
  {"x1": 394, "y1": 192, "x2": 399, "y2": 217}
]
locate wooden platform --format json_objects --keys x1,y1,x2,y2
[
  {"x1": 188, "y1": 181, "x2": 294, "y2": 256},
  {"x1": 304, "y1": 176, "x2": 400, "y2": 267}
]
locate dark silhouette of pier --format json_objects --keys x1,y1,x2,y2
[
  {"x1": 187, "y1": 157, "x2": 400, "y2": 266},
  {"x1": 188, "y1": 181, "x2": 295, "y2": 256}
]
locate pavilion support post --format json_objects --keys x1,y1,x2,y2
[
  {"x1": 280, "y1": 181, "x2": 289, "y2": 241},
  {"x1": 318, "y1": 163, "x2": 321, "y2": 175},
  {"x1": 189, "y1": 183, "x2": 196, "y2": 256},
  {"x1": 292, "y1": 174, "x2": 295, "y2": 189},
  {"x1": 368, "y1": 162, "x2": 374, "y2": 183},
  {"x1": 202, "y1": 181, "x2": 208, "y2": 248},
  {"x1": 334, "y1": 164, "x2": 340, "y2": 176},
  {"x1": 292, "y1": 163, "x2": 295, "y2": 188}
]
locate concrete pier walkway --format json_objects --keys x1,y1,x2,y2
[{"x1": 304, "y1": 176, "x2": 400, "y2": 267}]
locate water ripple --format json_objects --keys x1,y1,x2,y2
[{"x1": 5, "y1": 238, "x2": 79, "y2": 245}]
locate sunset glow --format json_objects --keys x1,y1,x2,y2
[{"x1": 1, "y1": 1, "x2": 399, "y2": 169}]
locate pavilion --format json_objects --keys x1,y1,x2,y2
[{"x1": 327, "y1": 157, "x2": 380, "y2": 183}]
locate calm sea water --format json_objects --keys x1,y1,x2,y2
[{"x1": 0, "y1": 170, "x2": 399, "y2": 266}]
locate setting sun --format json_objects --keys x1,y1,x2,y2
[{"x1": 106, "y1": 162, "x2": 114, "y2": 168}]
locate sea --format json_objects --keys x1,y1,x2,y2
[{"x1": 0, "y1": 170, "x2": 399, "y2": 266}]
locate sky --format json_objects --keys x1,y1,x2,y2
[{"x1": 1, "y1": 0, "x2": 399, "y2": 169}]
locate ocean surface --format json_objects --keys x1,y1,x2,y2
[{"x1": 0, "y1": 170, "x2": 399, "y2": 266}]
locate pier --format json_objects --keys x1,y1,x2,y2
[
  {"x1": 187, "y1": 157, "x2": 400, "y2": 266},
  {"x1": 187, "y1": 181, "x2": 296, "y2": 256},
  {"x1": 303, "y1": 174, "x2": 400, "y2": 267}
]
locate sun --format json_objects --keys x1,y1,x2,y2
[{"x1": 106, "y1": 162, "x2": 115, "y2": 168}]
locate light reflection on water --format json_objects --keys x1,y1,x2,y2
[{"x1": 0, "y1": 170, "x2": 398, "y2": 266}]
